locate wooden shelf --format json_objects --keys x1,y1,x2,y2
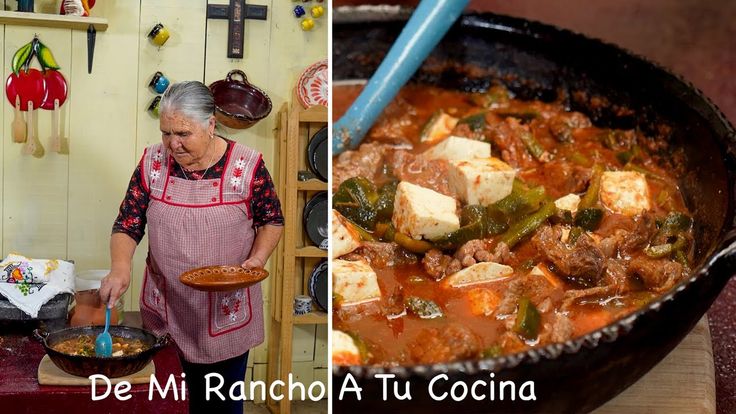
[
  {"x1": 267, "y1": 90, "x2": 328, "y2": 414},
  {"x1": 293, "y1": 310, "x2": 327, "y2": 325},
  {"x1": 298, "y1": 105, "x2": 327, "y2": 123},
  {"x1": 0, "y1": 11, "x2": 108, "y2": 31},
  {"x1": 295, "y1": 246, "x2": 327, "y2": 258},
  {"x1": 297, "y1": 179, "x2": 327, "y2": 191}
]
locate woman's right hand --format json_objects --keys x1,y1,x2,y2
[{"x1": 99, "y1": 269, "x2": 130, "y2": 309}]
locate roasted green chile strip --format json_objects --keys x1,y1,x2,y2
[
  {"x1": 375, "y1": 181, "x2": 398, "y2": 222},
  {"x1": 500, "y1": 201, "x2": 557, "y2": 248},
  {"x1": 514, "y1": 297, "x2": 540, "y2": 340},
  {"x1": 333, "y1": 177, "x2": 379, "y2": 230},
  {"x1": 520, "y1": 130, "x2": 546, "y2": 160},
  {"x1": 457, "y1": 112, "x2": 487, "y2": 132},
  {"x1": 431, "y1": 205, "x2": 485, "y2": 250},
  {"x1": 579, "y1": 164, "x2": 604, "y2": 209},
  {"x1": 574, "y1": 208, "x2": 604, "y2": 231}
]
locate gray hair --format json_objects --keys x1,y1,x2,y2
[{"x1": 159, "y1": 81, "x2": 215, "y2": 127}]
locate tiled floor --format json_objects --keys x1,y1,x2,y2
[{"x1": 245, "y1": 400, "x2": 327, "y2": 414}]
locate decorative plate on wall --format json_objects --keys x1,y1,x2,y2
[
  {"x1": 307, "y1": 126, "x2": 328, "y2": 182},
  {"x1": 296, "y1": 59, "x2": 328, "y2": 108},
  {"x1": 303, "y1": 191, "x2": 328, "y2": 250},
  {"x1": 308, "y1": 260, "x2": 328, "y2": 312}
]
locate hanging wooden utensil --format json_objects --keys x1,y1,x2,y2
[
  {"x1": 22, "y1": 101, "x2": 44, "y2": 158},
  {"x1": 12, "y1": 95, "x2": 26, "y2": 143},
  {"x1": 50, "y1": 99, "x2": 61, "y2": 153}
]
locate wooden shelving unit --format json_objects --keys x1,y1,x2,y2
[
  {"x1": 266, "y1": 96, "x2": 328, "y2": 414},
  {"x1": 0, "y1": 11, "x2": 108, "y2": 31}
]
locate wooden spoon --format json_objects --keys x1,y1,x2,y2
[
  {"x1": 22, "y1": 101, "x2": 44, "y2": 158},
  {"x1": 50, "y1": 99, "x2": 61, "y2": 153},
  {"x1": 12, "y1": 95, "x2": 26, "y2": 143}
]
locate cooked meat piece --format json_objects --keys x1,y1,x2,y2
[
  {"x1": 447, "y1": 258, "x2": 462, "y2": 276},
  {"x1": 454, "y1": 240, "x2": 511, "y2": 269},
  {"x1": 422, "y1": 249, "x2": 454, "y2": 281},
  {"x1": 332, "y1": 142, "x2": 387, "y2": 191},
  {"x1": 533, "y1": 226, "x2": 606, "y2": 286},
  {"x1": 489, "y1": 117, "x2": 539, "y2": 169},
  {"x1": 497, "y1": 272, "x2": 562, "y2": 316},
  {"x1": 549, "y1": 313, "x2": 574, "y2": 343},
  {"x1": 521, "y1": 160, "x2": 592, "y2": 198},
  {"x1": 500, "y1": 331, "x2": 528, "y2": 354},
  {"x1": 601, "y1": 258, "x2": 634, "y2": 293},
  {"x1": 408, "y1": 325, "x2": 482, "y2": 364},
  {"x1": 562, "y1": 286, "x2": 616, "y2": 310},
  {"x1": 628, "y1": 256, "x2": 684, "y2": 292},
  {"x1": 548, "y1": 112, "x2": 592, "y2": 142},
  {"x1": 383, "y1": 286, "x2": 406, "y2": 318},
  {"x1": 620, "y1": 214, "x2": 657, "y2": 254},
  {"x1": 354, "y1": 242, "x2": 418, "y2": 269},
  {"x1": 386, "y1": 150, "x2": 454, "y2": 197}
]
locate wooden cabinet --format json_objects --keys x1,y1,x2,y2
[{"x1": 266, "y1": 95, "x2": 327, "y2": 414}]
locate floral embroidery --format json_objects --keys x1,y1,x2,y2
[
  {"x1": 220, "y1": 292, "x2": 242, "y2": 322},
  {"x1": 2, "y1": 261, "x2": 36, "y2": 296},
  {"x1": 231, "y1": 156, "x2": 245, "y2": 191},
  {"x1": 152, "y1": 287, "x2": 162, "y2": 307},
  {"x1": 44, "y1": 260, "x2": 59, "y2": 275},
  {"x1": 150, "y1": 150, "x2": 163, "y2": 184}
]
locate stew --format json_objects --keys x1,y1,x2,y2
[
  {"x1": 331, "y1": 83, "x2": 692, "y2": 366},
  {"x1": 52, "y1": 335, "x2": 148, "y2": 357}
]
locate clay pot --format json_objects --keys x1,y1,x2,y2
[{"x1": 209, "y1": 70, "x2": 272, "y2": 129}]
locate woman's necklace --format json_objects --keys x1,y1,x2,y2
[{"x1": 180, "y1": 137, "x2": 218, "y2": 180}]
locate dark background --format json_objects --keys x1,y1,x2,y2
[{"x1": 332, "y1": 1, "x2": 736, "y2": 413}]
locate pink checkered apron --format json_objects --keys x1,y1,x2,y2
[{"x1": 138, "y1": 142, "x2": 264, "y2": 363}]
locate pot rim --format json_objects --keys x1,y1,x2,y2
[{"x1": 332, "y1": 9, "x2": 736, "y2": 379}]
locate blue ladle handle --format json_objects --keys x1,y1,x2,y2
[{"x1": 333, "y1": 0, "x2": 469, "y2": 155}]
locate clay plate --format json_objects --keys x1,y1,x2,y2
[{"x1": 179, "y1": 266, "x2": 269, "y2": 292}]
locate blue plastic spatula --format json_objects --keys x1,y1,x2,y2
[
  {"x1": 332, "y1": 0, "x2": 469, "y2": 155},
  {"x1": 95, "y1": 307, "x2": 112, "y2": 357}
]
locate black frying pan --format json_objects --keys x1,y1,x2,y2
[
  {"x1": 332, "y1": 9, "x2": 736, "y2": 414},
  {"x1": 34, "y1": 326, "x2": 169, "y2": 378}
]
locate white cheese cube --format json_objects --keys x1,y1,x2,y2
[
  {"x1": 600, "y1": 171, "x2": 651, "y2": 216},
  {"x1": 332, "y1": 259, "x2": 381, "y2": 305},
  {"x1": 392, "y1": 181, "x2": 460, "y2": 240},
  {"x1": 423, "y1": 135, "x2": 491, "y2": 162},
  {"x1": 444, "y1": 261, "x2": 514, "y2": 288},
  {"x1": 332, "y1": 330, "x2": 361, "y2": 365},
  {"x1": 554, "y1": 193, "x2": 581, "y2": 214},
  {"x1": 448, "y1": 158, "x2": 516, "y2": 206},
  {"x1": 420, "y1": 111, "x2": 459, "y2": 144},
  {"x1": 331, "y1": 210, "x2": 362, "y2": 259}
]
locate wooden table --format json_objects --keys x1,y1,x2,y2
[{"x1": 0, "y1": 317, "x2": 187, "y2": 414}]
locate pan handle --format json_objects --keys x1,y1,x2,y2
[
  {"x1": 226, "y1": 70, "x2": 248, "y2": 84},
  {"x1": 152, "y1": 333, "x2": 170, "y2": 350},
  {"x1": 32, "y1": 328, "x2": 49, "y2": 344}
]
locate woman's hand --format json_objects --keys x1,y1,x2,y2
[
  {"x1": 241, "y1": 256, "x2": 265, "y2": 269},
  {"x1": 99, "y1": 269, "x2": 130, "y2": 309}
]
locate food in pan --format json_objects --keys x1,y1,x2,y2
[
  {"x1": 52, "y1": 335, "x2": 148, "y2": 357},
  {"x1": 331, "y1": 83, "x2": 693, "y2": 366}
]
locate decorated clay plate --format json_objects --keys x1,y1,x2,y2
[
  {"x1": 179, "y1": 266, "x2": 268, "y2": 292},
  {"x1": 296, "y1": 59, "x2": 328, "y2": 108},
  {"x1": 308, "y1": 260, "x2": 328, "y2": 312}
]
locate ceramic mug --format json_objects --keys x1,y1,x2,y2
[
  {"x1": 18, "y1": 0, "x2": 34, "y2": 12},
  {"x1": 147, "y1": 95, "x2": 162, "y2": 117},
  {"x1": 148, "y1": 23, "x2": 170, "y2": 47},
  {"x1": 149, "y1": 71, "x2": 170, "y2": 94}
]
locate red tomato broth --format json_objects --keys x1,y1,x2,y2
[{"x1": 333, "y1": 83, "x2": 693, "y2": 366}]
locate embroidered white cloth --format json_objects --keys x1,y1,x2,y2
[{"x1": 0, "y1": 254, "x2": 75, "y2": 318}]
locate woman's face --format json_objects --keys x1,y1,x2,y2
[{"x1": 160, "y1": 110, "x2": 216, "y2": 167}]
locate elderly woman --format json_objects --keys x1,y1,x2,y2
[{"x1": 99, "y1": 81, "x2": 283, "y2": 413}]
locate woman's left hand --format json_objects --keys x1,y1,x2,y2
[{"x1": 241, "y1": 256, "x2": 265, "y2": 269}]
